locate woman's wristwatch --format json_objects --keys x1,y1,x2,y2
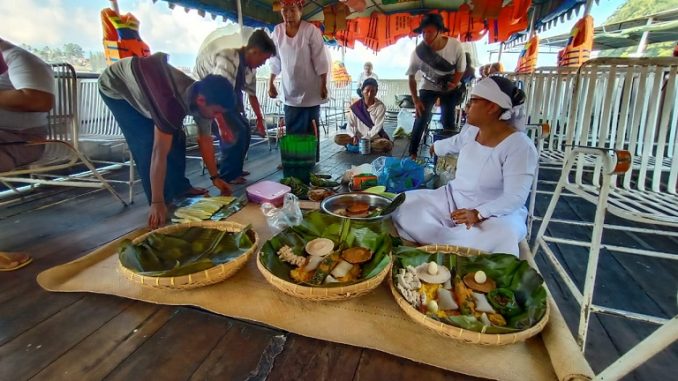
[{"x1": 474, "y1": 209, "x2": 486, "y2": 222}]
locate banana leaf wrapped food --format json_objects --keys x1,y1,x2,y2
[
  {"x1": 119, "y1": 226, "x2": 253, "y2": 277},
  {"x1": 392, "y1": 246, "x2": 547, "y2": 334}
]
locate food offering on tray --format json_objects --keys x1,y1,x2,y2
[
  {"x1": 258, "y1": 210, "x2": 392, "y2": 297},
  {"x1": 320, "y1": 192, "x2": 396, "y2": 221},
  {"x1": 391, "y1": 246, "x2": 548, "y2": 335},
  {"x1": 118, "y1": 224, "x2": 255, "y2": 278},
  {"x1": 172, "y1": 196, "x2": 238, "y2": 223}
]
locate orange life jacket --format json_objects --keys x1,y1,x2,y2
[
  {"x1": 558, "y1": 15, "x2": 593, "y2": 68},
  {"x1": 101, "y1": 8, "x2": 150, "y2": 65},
  {"x1": 516, "y1": 35, "x2": 539, "y2": 73}
]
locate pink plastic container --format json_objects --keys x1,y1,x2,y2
[{"x1": 246, "y1": 181, "x2": 291, "y2": 207}]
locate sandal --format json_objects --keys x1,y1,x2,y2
[
  {"x1": 241, "y1": 170, "x2": 251, "y2": 176},
  {"x1": 0, "y1": 252, "x2": 33, "y2": 272}
]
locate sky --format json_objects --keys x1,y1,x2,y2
[{"x1": 0, "y1": 0, "x2": 627, "y2": 77}]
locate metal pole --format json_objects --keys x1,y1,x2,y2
[
  {"x1": 497, "y1": 43, "x2": 504, "y2": 62},
  {"x1": 583, "y1": 0, "x2": 594, "y2": 17},
  {"x1": 635, "y1": 17, "x2": 654, "y2": 56},
  {"x1": 236, "y1": 0, "x2": 244, "y2": 29},
  {"x1": 595, "y1": 316, "x2": 678, "y2": 380},
  {"x1": 109, "y1": 0, "x2": 120, "y2": 14}
]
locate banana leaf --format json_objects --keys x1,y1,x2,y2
[
  {"x1": 119, "y1": 226, "x2": 253, "y2": 277},
  {"x1": 259, "y1": 210, "x2": 392, "y2": 286},
  {"x1": 439, "y1": 315, "x2": 521, "y2": 334},
  {"x1": 391, "y1": 247, "x2": 547, "y2": 332}
]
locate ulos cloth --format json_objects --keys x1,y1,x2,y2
[{"x1": 392, "y1": 125, "x2": 537, "y2": 255}]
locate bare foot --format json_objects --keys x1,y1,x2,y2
[
  {"x1": 228, "y1": 177, "x2": 247, "y2": 185},
  {"x1": 0, "y1": 252, "x2": 33, "y2": 271},
  {"x1": 241, "y1": 170, "x2": 250, "y2": 176},
  {"x1": 185, "y1": 187, "x2": 209, "y2": 196}
]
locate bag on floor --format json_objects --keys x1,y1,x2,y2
[{"x1": 372, "y1": 157, "x2": 424, "y2": 193}]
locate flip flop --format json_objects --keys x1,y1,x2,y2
[
  {"x1": 241, "y1": 171, "x2": 251, "y2": 176},
  {"x1": 0, "y1": 252, "x2": 33, "y2": 272}
]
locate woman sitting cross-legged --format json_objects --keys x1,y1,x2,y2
[
  {"x1": 392, "y1": 76, "x2": 537, "y2": 256},
  {"x1": 334, "y1": 78, "x2": 393, "y2": 154}
]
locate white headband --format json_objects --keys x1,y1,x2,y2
[{"x1": 471, "y1": 78, "x2": 527, "y2": 131}]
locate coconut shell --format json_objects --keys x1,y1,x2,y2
[{"x1": 463, "y1": 272, "x2": 497, "y2": 293}]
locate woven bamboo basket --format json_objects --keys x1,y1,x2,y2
[
  {"x1": 119, "y1": 221, "x2": 258, "y2": 290},
  {"x1": 389, "y1": 244, "x2": 550, "y2": 345},
  {"x1": 256, "y1": 252, "x2": 392, "y2": 301}
]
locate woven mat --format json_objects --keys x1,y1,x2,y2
[{"x1": 37, "y1": 205, "x2": 593, "y2": 381}]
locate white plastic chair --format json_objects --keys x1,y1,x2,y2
[
  {"x1": 531, "y1": 57, "x2": 678, "y2": 380},
  {"x1": 0, "y1": 63, "x2": 126, "y2": 205}
]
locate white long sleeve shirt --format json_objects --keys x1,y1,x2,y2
[
  {"x1": 269, "y1": 21, "x2": 329, "y2": 107},
  {"x1": 345, "y1": 99, "x2": 386, "y2": 139},
  {"x1": 433, "y1": 124, "x2": 538, "y2": 218}
]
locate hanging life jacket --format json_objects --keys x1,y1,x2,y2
[
  {"x1": 558, "y1": 15, "x2": 593, "y2": 68},
  {"x1": 516, "y1": 35, "x2": 539, "y2": 73},
  {"x1": 101, "y1": 8, "x2": 151, "y2": 65}
]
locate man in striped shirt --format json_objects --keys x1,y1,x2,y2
[{"x1": 195, "y1": 30, "x2": 276, "y2": 184}]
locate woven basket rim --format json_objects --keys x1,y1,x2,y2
[
  {"x1": 120, "y1": 221, "x2": 258, "y2": 289},
  {"x1": 256, "y1": 250, "x2": 392, "y2": 300},
  {"x1": 388, "y1": 244, "x2": 550, "y2": 345}
]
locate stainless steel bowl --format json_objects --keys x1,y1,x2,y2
[{"x1": 320, "y1": 192, "x2": 394, "y2": 221}]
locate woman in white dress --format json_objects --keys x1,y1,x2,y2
[{"x1": 392, "y1": 76, "x2": 537, "y2": 256}]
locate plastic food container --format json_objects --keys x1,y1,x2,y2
[{"x1": 246, "y1": 181, "x2": 291, "y2": 206}]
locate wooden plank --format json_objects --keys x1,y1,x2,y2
[
  {"x1": 103, "y1": 308, "x2": 232, "y2": 381},
  {"x1": 266, "y1": 335, "x2": 362, "y2": 381},
  {"x1": 0, "y1": 285, "x2": 84, "y2": 346},
  {"x1": 30, "y1": 303, "x2": 173, "y2": 380},
  {"x1": 354, "y1": 349, "x2": 485, "y2": 381},
  {"x1": 189, "y1": 319, "x2": 281, "y2": 380},
  {"x1": 0, "y1": 295, "x2": 132, "y2": 380}
]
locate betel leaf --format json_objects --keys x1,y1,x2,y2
[{"x1": 118, "y1": 227, "x2": 254, "y2": 277}]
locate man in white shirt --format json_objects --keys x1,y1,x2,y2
[
  {"x1": 268, "y1": 0, "x2": 329, "y2": 138},
  {"x1": 357, "y1": 61, "x2": 378, "y2": 96},
  {"x1": 0, "y1": 38, "x2": 55, "y2": 173},
  {"x1": 405, "y1": 13, "x2": 466, "y2": 159},
  {"x1": 195, "y1": 30, "x2": 276, "y2": 184},
  {"x1": 0, "y1": 38, "x2": 55, "y2": 271}
]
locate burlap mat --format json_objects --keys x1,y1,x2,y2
[{"x1": 37, "y1": 205, "x2": 593, "y2": 381}]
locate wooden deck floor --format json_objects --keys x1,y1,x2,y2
[{"x1": 0, "y1": 125, "x2": 676, "y2": 381}]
